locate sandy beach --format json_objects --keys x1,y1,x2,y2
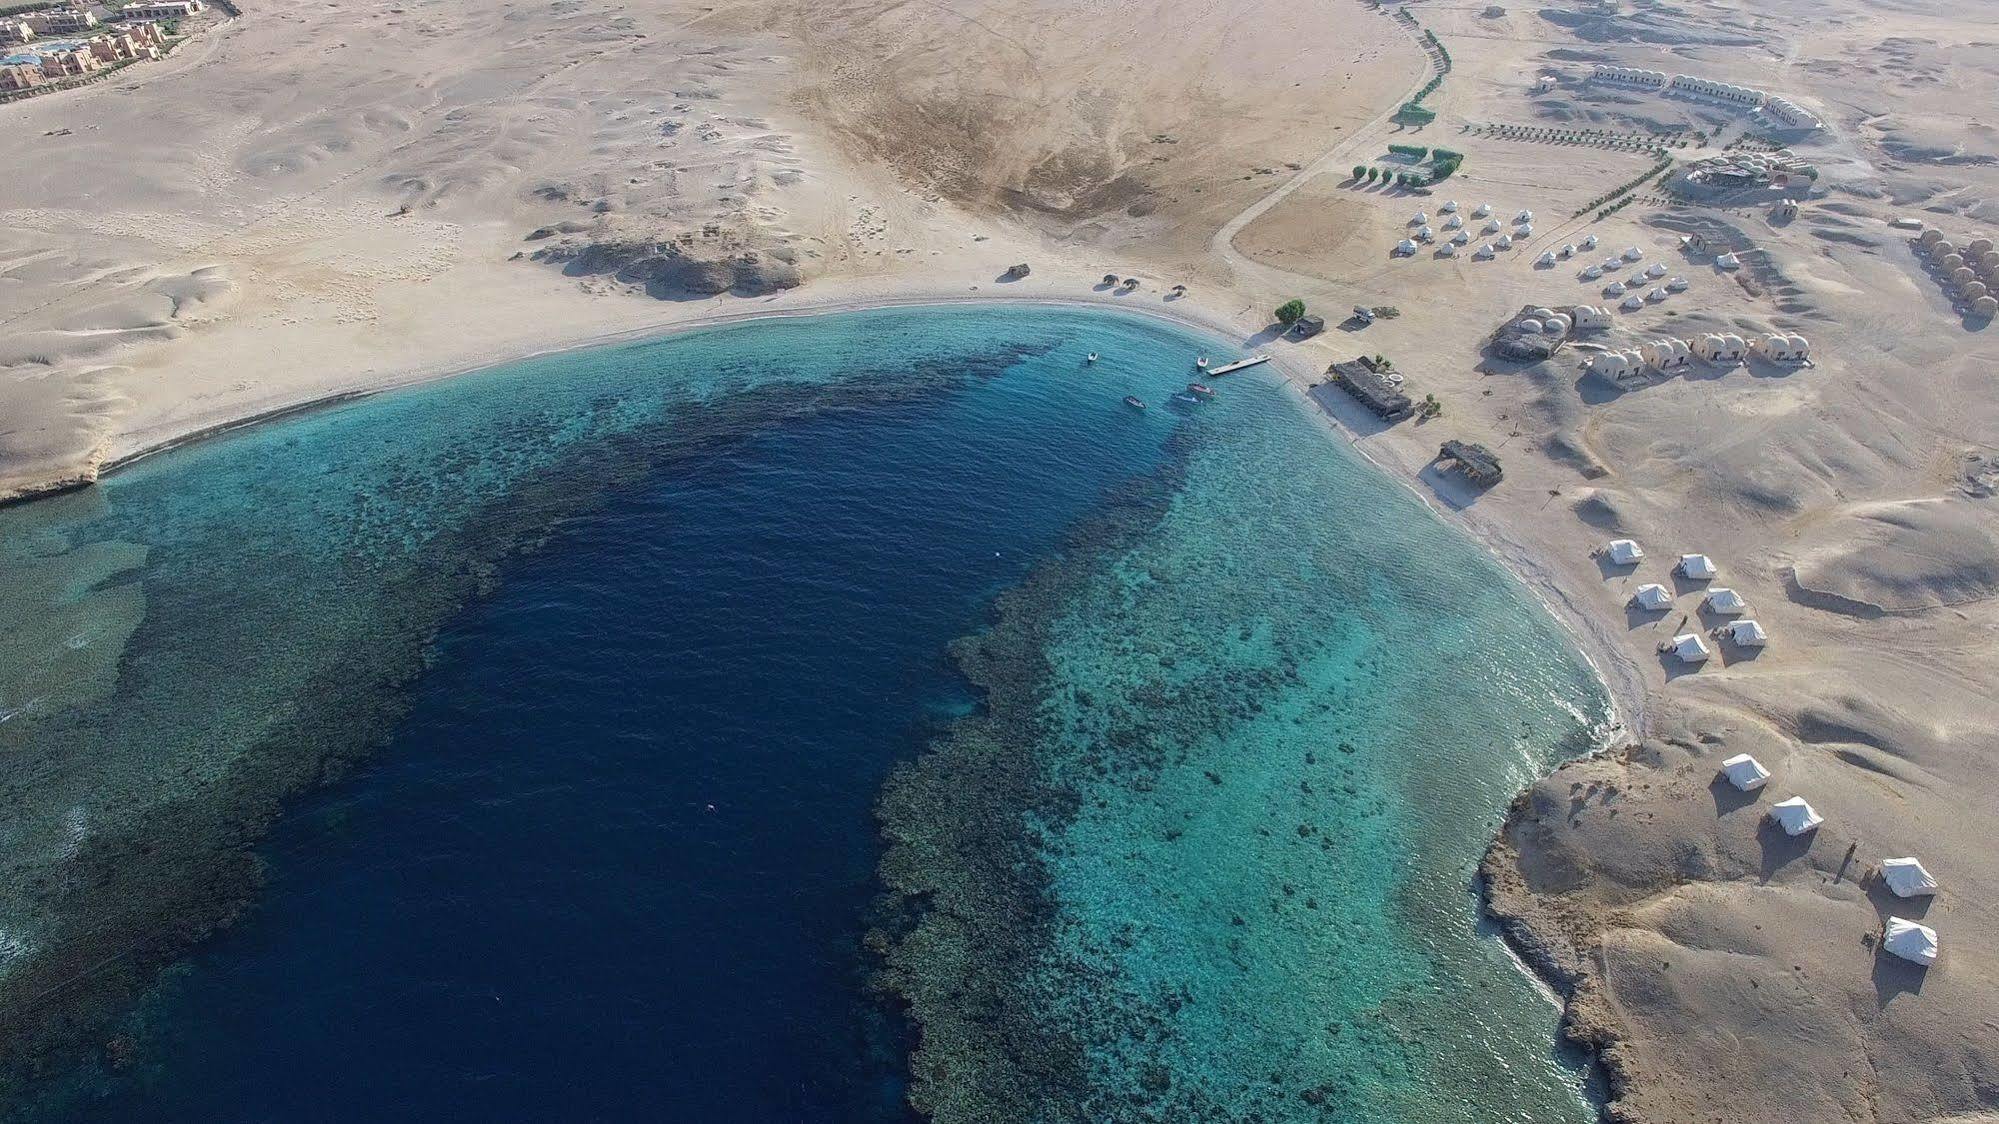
[{"x1": 6, "y1": 0, "x2": 1998, "y2": 1118}]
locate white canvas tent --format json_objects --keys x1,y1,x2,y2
[
  {"x1": 1605, "y1": 539, "x2": 1644, "y2": 565},
  {"x1": 1727, "y1": 619, "x2": 1768, "y2": 647},
  {"x1": 1632, "y1": 583, "x2": 1672, "y2": 611},
  {"x1": 1720, "y1": 753, "x2": 1770, "y2": 791},
  {"x1": 1678, "y1": 553, "x2": 1718, "y2": 580},
  {"x1": 1881, "y1": 857, "x2": 1939, "y2": 898},
  {"x1": 1704, "y1": 587, "x2": 1748, "y2": 614},
  {"x1": 1769, "y1": 796, "x2": 1823, "y2": 836},
  {"x1": 1669, "y1": 633, "x2": 1710, "y2": 663},
  {"x1": 1883, "y1": 917, "x2": 1939, "y2": 966}
]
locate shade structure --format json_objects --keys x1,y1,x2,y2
[
  {"x1": 1669, "y1": 633, "x2": 1710, "y2": 663},
  {"x1": 1606, "y1": 539, "x2": 1644, "y2": 565},
  {"x1": 1395, "y1": 239, "x2": 1418, "y2": 255},
  {"x1": 1883, "y1": 917, "x2": 1938, "y2": 966},
  {"x1": 1678, "y1": 553, "x2": 1718, "y2": 580},
  {"x1": 1769, "y1": 796, "x2": 1822, "y2": 836},
  {"x1": 1881, "y1": 857, "x2": 1938, "y2": 898},
  {"x1": 1704, "y1": 587, "x2": 1748, "y2": 614},
  {"x1": 1720, "y1": 753, "x2": 1771, "y2": 791}
]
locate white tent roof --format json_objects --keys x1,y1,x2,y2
[
  {"x1": 1633, "y1": 583, "x2": 1672, "y2": 611},
  {"x1": 1769, "y1": 796, "x2": 1823, "y2": 835},
  {"x1": 1728, "y1": 619, "x2": 1768, "y2": 646},
  {"x1": 1396, "y1": 239, "x2": 1418, "y2": 253},
  {"x1": 1679, "y1": 553, "x2": 1718, "y2": 579},
  {"x1": 1606, "y1": 539, "x2": 1644, "y2": 565},
  {"x1": 1670, "y1": 633, "x2": 1711, "y2": 663},
  {"x1": 1705, "y1": 587, "x2": 1748, "y2": 614},
  {"x1": 1883, "y1": 917, "x2": 1938, "y2": 966},
  {"x1": 1720, "y1": 752, "x2": 1770, "y2": 791},
  {"x1": 1881, "y1": 857, "x2": 1938, "y2": 898},
  {"x1": 1583, "y1": 234, "x2": 1599, "y2": 248},
  {"x1": 1442, "y1": 199, "x2": 1460, "y2": 212}
]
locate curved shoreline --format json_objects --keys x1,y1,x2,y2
[{"x1": 8, "y1": 291, "x2": 1644, "y2": 1117}]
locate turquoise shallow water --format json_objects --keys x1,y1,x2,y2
[{"x1": 0, "y1": 304, "x2": 1608, "y2": 1121}]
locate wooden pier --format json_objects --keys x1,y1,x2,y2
[{"x1": 1207, "y1": 355, "x2": 1271, "y2": 376}]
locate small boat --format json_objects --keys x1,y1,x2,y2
[
  {"x1": 1171, "y1": 392, "x2": 1201, "y2": 405},
  {"x1": 1086, "y1": 353, "x2": 1099, "y2": 364},
  {"x1": 1122, "y1": 395, "x2": 1146, "y2": 410},
  {"x1": 1187, "y1": 383, "x2": 1214, "y2": 397},
  {"x1": 1195, "y1": 357, "x2": 1209, "y2": 370}
]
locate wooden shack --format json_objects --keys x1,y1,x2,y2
[
  {"x1": 1439, "y1": 439, "x2": 1503, "y2": 486},
  {"x1": 1327, "y1": 356, "x2": 1413, "y2": 420}
]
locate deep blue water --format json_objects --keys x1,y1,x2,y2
[{"x1": 0, "y1": 305, "x2": 1608, "y2": 1123}]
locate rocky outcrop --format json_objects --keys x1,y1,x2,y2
[{"x1": 530, "y1": 237, "x2": 804, "y2": 298}]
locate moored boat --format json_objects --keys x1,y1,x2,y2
[
  {"x1": 1086, "y1": 352, "x2": 1099, "y2": 363},
  {"x1": 1196, "y1": 357, "x2": 1209, "y2": 370},
  {"x1": 1187, "y1": 383, "x2": 1213, "y2": 397},
  {"x1": 1122, "y1": 395, "x2": 1146, "y2": 410},
  {"x1": 1172, "y1": 392, "x2": 1201, "y2": 405}
]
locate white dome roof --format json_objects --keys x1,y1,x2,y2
[{"x1": 1519, "y1": 318, "x2": 1543, "y2": 334}]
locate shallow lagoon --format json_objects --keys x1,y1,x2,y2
[{"x1": 0, "y1": 305, "x2": 1607, "y2": 1121}]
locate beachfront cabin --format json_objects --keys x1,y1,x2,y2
[
  {"x1": 1450, "y1": 231, "x2": 1471, "y2": 246},
  {"x1": 1623, "y1": 247, "x2": 1645, "y2": 262},
  {"x1": 1751, "y1": 333, "x2": 1810, "y2": 362},
  {"x1": 1694, "y1": 334, "x2": 1748, "y2": 363},
  {"x1": 1439, "y1": 440, "x2": 1503, "y2": 487},
  {"x1": 1647, "y1": 287, "x2": 1668, "y2": 302},
  {"x1": 1441, "y1": 199, "x2": 1460, "y2": 213},
  {"x1": 1395, "y1": 238, "x2": 1419, "y2": 256},
  {"x1": 1704, "y1": 587, "x2": 1748, "y2": 614},
  {"x1": 1667, "y1": 633, "x2": 1711, "y2": 664},
  {"x1": 1677, "y1": 553, "x2": 1719, "y2": 580},
  {"x1": 1632, "y1": 583, "x2": 1673, "y2": 611},
  {"x1": 1667, "y1": 276, "x2": 1689, "y2": 293},
  {"x1": 1439, "y1": 242, "x2": 1459, "y2": 257},
  {"x1": 1619, "y1": 295, "x2": 1645, "y2": 312},
  {"x1": 1417, "y1": 226, "x2": 1435, "y2": 241},
  {"x1": 1519, "y1": 223, "x2": 1534, "y2": 237},
  {"x1": 1515, "y1": 209, "x2": 1533, "y2": 224},
  {"x1": 1474, "y1": 202, "x2": 1492, "y2": 217},
  {"x1": 1292, "y1": 314, "x2": 1326, "y2": 338},
  {"x1": 1496, "y1": 234, "x2": 1513, "y2": 250},
  {"x1": 1413, "y1": 211, "x2": 1429, "y2": 225},
  {"x1": 1645, "y1": 263, "x2": 1667, "y2": 279},
  {"x1": 1560, "y1": 244, "x2": 1576, "y2": 259},
  {"x1": 1716, "y1": 252, "x2": 1741, "y2": 270},
  {"x1": 1769, "y1": 796, "x2": 1822, "y2": 836},
  {"x1": 1726, "y1": 619, "x2": 1767, "y2": 647},
  {"x1": 1585, "y1": 350, "x2": 1636, "y2": 381},
  {"x1": 1881, "y1": 857, "x2": 1939, "y2": 898},
  {"x1": 1327, "y1": 357, "x2": 1414, "y2": 421},
  {"x1": 1534, "y1": 251, "x2": 1556, "y2": 268},
  {"x1": 1484, "y1": 219, "x2": 1503, "y2": 234},
  {"x1": 1443, "y1": 214, "x2": 1463, "y2": 230},
  {"x1": 1583, "y1": 234, "x2": 1599, "y2": 250},
  {"x1": 1604, "y1": 539, "x2": 1645, "y2": 566},
  {"x1": 1883, "y1": 917, "x2": 1939, "y2": 966},
  {"x1": 1604, "y1": 281, "x2": 1626, "y2": 297},
  {"x1": 1720, "y1": 753, "x2": 1771, "y2": 791},
  {"x1": 1475, "y1": 244, "x2": 1496, "y2": 260}
]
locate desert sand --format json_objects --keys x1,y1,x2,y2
[{"x1": 4, "y1": 0, "x2": 1998, "y2": 1118}]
